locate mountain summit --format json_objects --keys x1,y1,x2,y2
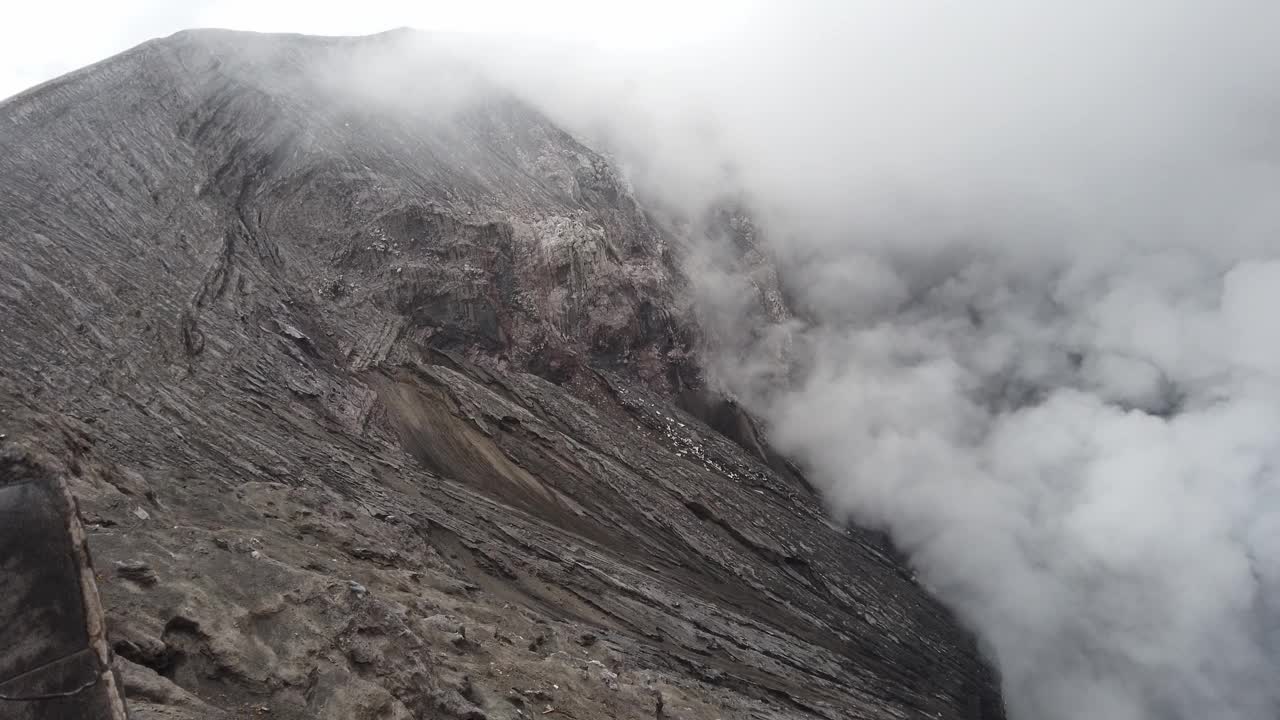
[{"x1": 0, "y1": 30, "x2": 1002, "y2": 719}]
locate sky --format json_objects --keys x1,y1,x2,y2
[
  {"x1": 8, "y1": 4, "x2": 1280, "y2": 720},
  {"x1": 0, "y1": 0, "x2": 761, "y2": 100}
]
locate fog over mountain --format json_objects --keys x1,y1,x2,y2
[
  {"x1": 6, "y1": 2, "x2": 1280, "y2": 719},
  {"x1": 420, "y1": 3, "x2": 1280, "y2": 719}
]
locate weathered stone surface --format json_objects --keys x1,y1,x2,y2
[{"x1": 0, "y1": 29, "x2": 1003, "y2": 719}]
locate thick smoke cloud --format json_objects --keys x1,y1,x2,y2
[{"x1": 386, "y1": 4, "x2": 1280, "y2": 718}]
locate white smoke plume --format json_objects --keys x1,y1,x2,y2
[{"x1": 429, "y1": 3, "x2": 1280, "y2": 718}]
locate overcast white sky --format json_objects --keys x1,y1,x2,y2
[{"x1": 0, "y1": 0, "x2": 762, "y2": 100}]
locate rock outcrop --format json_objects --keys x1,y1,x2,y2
[
  {"x1": 0, "y1": 452, "x2": 129, "y2": 720},
  {"x1": 0, "y1": 29, "x2": 1003, "y2": 719}
]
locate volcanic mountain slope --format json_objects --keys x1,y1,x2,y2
[{"x1": 0, "y1": 29, "x2": 1003, "y2": 720}]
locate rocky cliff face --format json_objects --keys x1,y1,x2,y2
[{"x1": 0, "y1": 29, "x2": 1002, "y2": 720}]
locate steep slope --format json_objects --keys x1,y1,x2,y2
[{"x1": 0, "y1": 29, "x2": 1002, "y2": 720}]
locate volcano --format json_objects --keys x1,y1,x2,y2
[{"x1": 0, "y1": 29, "x2": 1002, "y2": 720}]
